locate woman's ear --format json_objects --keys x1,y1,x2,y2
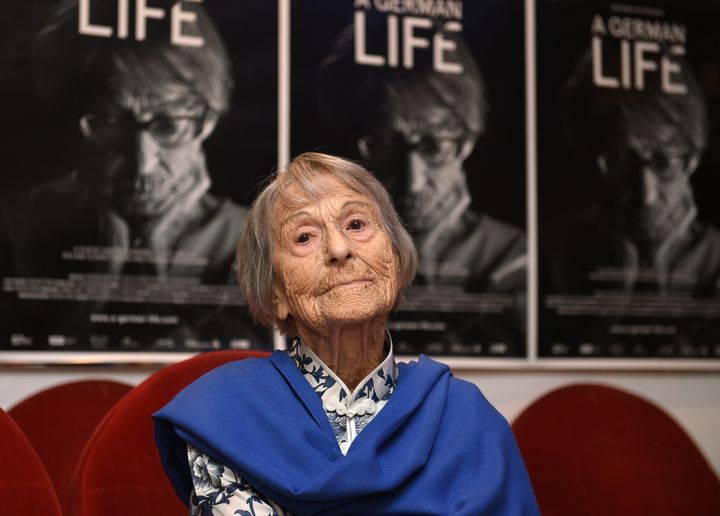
[{"x1": 272, "y1": 284, "x2": 290, "y2": 321}]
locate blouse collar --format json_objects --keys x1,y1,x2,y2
[{"x1": 287, "y1": 335, "x2": 398, "y2": 408}]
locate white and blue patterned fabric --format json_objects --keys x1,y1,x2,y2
[{"x1": 186, "y1": 338, "x2": 397, "y2": 515}]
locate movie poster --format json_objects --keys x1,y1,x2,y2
[
  {"x1": 290, "y1": 0, "x2": 527, "y2": 357},
  {"x1": 0, "y1": 0, "x2": 277, "y2": 360},
  {"x1": 537, "y1": 0, "x2": 720, "y2": 359}
]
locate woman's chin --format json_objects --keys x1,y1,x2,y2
[{"x1": 319, "y1": 305, "x2": 390, "y2": 328}]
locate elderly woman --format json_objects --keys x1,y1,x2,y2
[{"x1": 154, "y1": 153, "x2": 538, "y2": 515}]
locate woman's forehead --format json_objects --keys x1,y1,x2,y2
[
  {"x1": 275, "y1": 175, "x2": 370, "y2": 208},
  {"x1": 273, "y1": 186, "x2": 375, "y2": 220}
]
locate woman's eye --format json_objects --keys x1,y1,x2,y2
[
  {"x1": 347, "y1": 219, "x2": 366, "y2": 231},
  {"x1": 296, "y1": 232, "x2": 311, "y2": 244}
]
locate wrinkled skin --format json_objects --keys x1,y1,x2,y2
[{"x1": 271, "y1": 178, "x2": 401, "y2": 389}]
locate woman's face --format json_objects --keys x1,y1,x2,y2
[{"x1": 271, "y1": 178, "x2": 401, "y2": 334}]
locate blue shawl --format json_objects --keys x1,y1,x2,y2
[{"x1": 154, "y1": 352, "x2": 539, "y2": 515}]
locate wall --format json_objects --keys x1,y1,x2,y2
[{"x1": 2, "y1": 368, "x2": 718, "y2": 476}]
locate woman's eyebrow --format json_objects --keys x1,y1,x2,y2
[
  {"x1": 280, "y1": 210, "x2": 313, "y2": 226},
  {"x1": 341, "y1": 200, "x2": 372, "y2": 212},
  {"x1": 280, "y1": 199, "x2": 372, "y2": 227}
]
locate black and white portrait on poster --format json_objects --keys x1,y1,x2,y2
[
  {"x1": 0, "y1": 0, "x2": 277, "y2": 359},
  {"x1": 290, "y1": 0, "x2": 528, "y2": 357},
  {"x1": 538, "y1": 0, "x2": 720, "y2": 360}
]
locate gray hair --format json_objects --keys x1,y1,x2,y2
[{"x1": 236, "y1": 152, "x2": 417, "y2": 335}]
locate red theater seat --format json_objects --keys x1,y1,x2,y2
[
  {"x1": 70, "y1": 350, "x2": 269, "y2": 516},
  {"x1": 9, "y1": 379, "x2": 133, "y2": 515},
  {"x1": 512, "y1": 383, "x2": 720, "y2": 516},
  {"x1": 0, "y1": 407, "x2": 62, "y2": 515}
]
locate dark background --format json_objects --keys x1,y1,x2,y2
[
  {"x1": 0, "y1": 0, "x2": 278, "y2": 205},
  {"x1": 537, "y1": 0, "x2": 720, "y2": 358},
  {"x1": 0, "y1": 0, "x2": 278, "y2": 355},
  {"x1": 536, "y1": 0, "x2": 720, "y2": 227},
  {"x1": 289, "y1": 0, "x2": 527, "y2": 229}
]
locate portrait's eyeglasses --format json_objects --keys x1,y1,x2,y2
[
  {"x1": 80, "y1": 111, "x2": 207, "y2": 148},
  {"x1": 360, "y1": 131, "x2": 468, "y2": 166},
  {"x1": 598, "y1": 148, "x2": 696, "y2": 182}
]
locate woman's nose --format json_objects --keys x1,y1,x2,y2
[{"x1": 324, "y1": 226, "x2": 353, "y2": 265}]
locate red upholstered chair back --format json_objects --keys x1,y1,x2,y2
[
  {"x1": 0, "y1": 407, "x2": 63, "y2": 515},
  {"x1": 512, "y1": 383, "x2": 720, "y2": 516},
  {"x1": 69, "y1": 350, "x2": 270, "y2": 516},
  {"x1": 9, "y1": 379, "x2": 133, "y2": 515}
]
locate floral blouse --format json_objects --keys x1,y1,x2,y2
[{"x1": 186, "y1": 338, "x2": 398, "y2": 515}]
